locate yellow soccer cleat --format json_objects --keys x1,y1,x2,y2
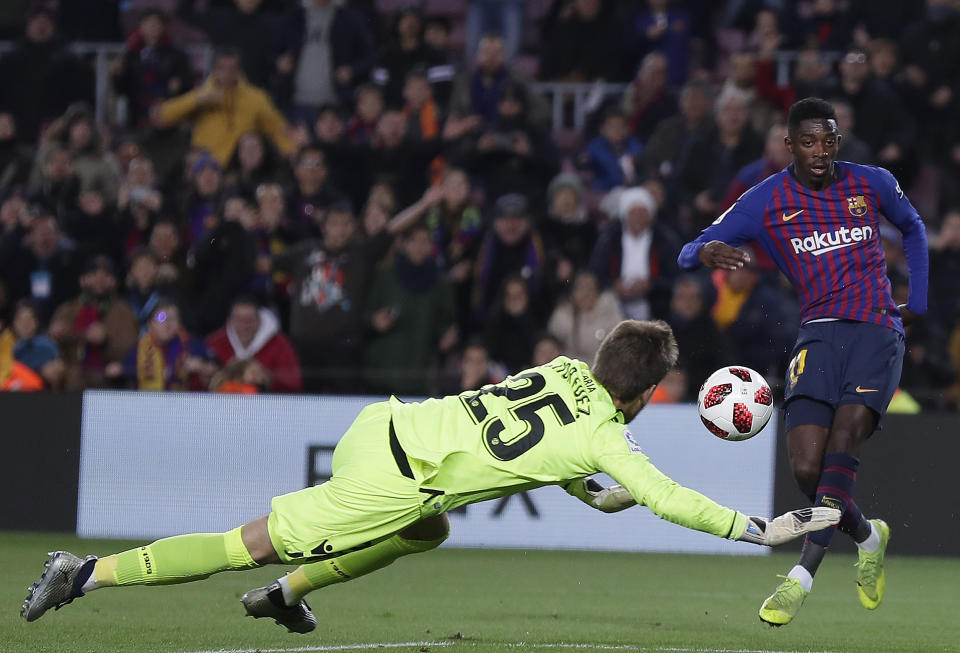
[
  {"x1": 856, "y1": 519, "x2": 890, "y2": 610},
  {"x1": 759, "y1": 575, "x2": 809, "y2": 626}
]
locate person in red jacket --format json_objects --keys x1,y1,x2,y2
[{"x1": 205, "y1": 296, "x2": 303, "y2": 394}]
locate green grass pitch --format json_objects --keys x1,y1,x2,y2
[{"x1": 2, "y1": 532, "x2": 958, "y2": 653}]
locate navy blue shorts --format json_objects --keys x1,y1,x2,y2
[{"x1": 783, "y1": 320, "x2": 904, "y2": 428}]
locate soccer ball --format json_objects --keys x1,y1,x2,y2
[{"x1": 697, "y1": 366, "x2": 774, "y2": 441}]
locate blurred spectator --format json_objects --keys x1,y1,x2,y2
[
  {"x1": 0, "y1": 313, "x2": 44, "y2": 392},
  {"x1": 149, "y1": 219, "x2": 191, "y2": 296},
  {"x1": 112, "y1": 9, "x2": 193, "y2": 130},
  {"x1": 274, "y1": 0, "x2": 376, "y2": 123},
  {"x1": 796, "y1": 0, "x2": 854, "y2": 51},
  {"x1": 177, "y1": 0, "x2": 282, "y2": 89},
  {"x1": 678, "y1": 88, "x2": 763, "y2": 229},
  {"x1": 402, "y1": 67, "x2": 443, "y2": 145},
  {"x1": 724, "y1": 49, "x2": 790, "y2": 134},
  {"x1": 122, "y1": 300, "x2": 216, "y2": 391},
  {"x1": 667, "y1": 275, "x2": 728, "y2": 401},
  {"x1": 542, "y1": 172, "x2": 597, "y2": 289},
  {"x1": 532, "y1": 332, "x2": 563, "y2": 366},
  {"x1": 832, "y1": 97, "x2": 873, "y2": 164},
  {"x1": 189, "y1": 196, "x2": 257, "y2": 335},
  {"x1": 62, "y1": 185, "x2": 120, "y2": 263},
  {"x1": 10, "y1": 299, "x2": 63, "y2": 389},
  {"x1": 710, "y1": 262, "x2": 794, "y2": 379},
  {"x1": 116, "y1": 156, "x2": 164, "y2": 259},
  {"x1": 825, "y1": 46, "x2": 916, "y2": 187},
  {"x1": 34, "y1": 103, "x2": 119, "y2": 206},
  {"x1": 630, "y1": 0, "x2": 691, "y2": 86},
  {"x1": 463, "y1": 81, "x2": 555, "y2": 199},
  {"x1": 0, "y1": 112, "x2": 33, "y2": 196},
  {"x1": 272, "y1": 204, "x2": 393, "y2": 393},
  {"x1": 373, "y1": 8, "x2": 447, "y2": 108},
  {"x1": 224, "y1": 131, "x2": 291, "y2": 197},
  {"x1": 621, "y1": 52, "x2": 678, "y2": 142},
  {"x1": 364, "y1": 223, "x2": 456, "y2": 395},
  {"x1": 49, "y1": 255, "x2": 138, "y2": 390},
  {"x1": 27, "y1": 144, "x2": 80, "y2": 219},
  {"x1": 286, "y1": 144, "x2": 344, "y2": 239},
  {"x1": 466, "y1": 0, "x2": 524, "y2": 61},
  {"x1": 900, "y1": 1, "x2": 960, "y2": 157},
  {"x1": 450, "y1": 35, "x2": 548, "y2": 128},
  {"x1": 152, "y1": 47, "x2": 294, "y2": 166},
  {"x1": 483, "y1": 274, "x2": 540, "y2": 374},
  {"x1": 547, "y1": 270, "x2": 623, "y2": 364},
  {"x1": 929, "y1": 210, "x2": 960, "y2": 331},
  {"x1": 206, "y1": 296, "x2": 302, "y2": 393},
  {"x1": 435, "y1": 338, "x2": 500, "y2": 395},
  {"x1": 347, "y1": 84, "x2": 385, "y2": 144},
  {"x1": 721, "y1": 123, "x2": 791, "y2": 211},
  {"x1": 124, "y1": 248, "x2": 174, "y2": 328},
  {"x1": 250, "y1": 182, "x2": 298, "y2": 305},
  {"x1": 540, "y1": 0, "x2": 623, "y2": 82},
  {"x1": 179, "y1": 152, "x2": 223, "y2": 247},
  {"x1": 641, "y1": 80, "x2": 712, "y2": 184},
  {"x1": 791, "y1": 46, "x2": 833, "y2": 100},
  {"x1": 421, "y1": 15, "x2": 458, "y2": 110},
  {"x1": 589, "y1": 186, "x2": 679, "y2": 320},
  {"x1": 471, "y1": 193, "x2": 546, "y2": 322},
  {"x1": 0, "y1": 2, "x2": 94, "y2": 143},
  {"x1": 0, "y1": 213, "x2": 80, "y2": 322},
  {"x1": 579, "y1": 107, "x2": 644, "y2": 191}
]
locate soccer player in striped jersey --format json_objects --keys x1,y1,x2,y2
[
  {"x1": 21, "y1": 321, "x2": 839, "y2": 631},
  {"x1": 678, "y1": 97, "x2": 929, "y2": 625}
]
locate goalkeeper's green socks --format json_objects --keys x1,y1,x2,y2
[
  {"x1": 277, "y1": 533, "x2": 446, "y2": 606},
  {"x1": 84, "y1": 527, "x2": 258, "y2": 591}
]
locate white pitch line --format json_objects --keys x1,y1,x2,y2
[
  {"x1": 175, "y1": 642, "x2": 839, "y2": 653},
  {"x1": 175, "y1": 642, "x2": 453, "y2": 653}
]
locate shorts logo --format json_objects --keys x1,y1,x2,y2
[
  {"x1": 623, "y1": 429, "x2": 643, "y2": 454},
  {"x1": 855, "y1": 386, "x2": 879, "y2": 393},
  {"x1": 847, "y1": 195, "x2": 868, "y2": 217},
  {"x1": 790, "y1": 225, "x2": 874, "y2": 256}
]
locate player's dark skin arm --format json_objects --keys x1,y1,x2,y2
[{"x1": 698, "y1": 241, "x2": 750, "y2": 270}]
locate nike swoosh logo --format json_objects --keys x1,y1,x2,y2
[
  {"x1": 855, "y1": 386, "x2": 879, "y2": 393},
  {"x1": 782, "y1": 210, "x2": 804, "y2": 221}
]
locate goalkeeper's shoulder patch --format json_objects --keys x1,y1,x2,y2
[{"x1": 622, "y1": 428, "x2": 643, "y2": 454}]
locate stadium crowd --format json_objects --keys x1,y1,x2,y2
[{"x1": 0, "y1": 0, "x2": 957, "y2": 411}]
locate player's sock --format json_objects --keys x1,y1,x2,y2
[
  {"x1": 279, "y1": 532, "x2": 447, "y2": 605},
  {"x1": 838, "y1": 502, "x2": 874, "y2": 544},
  {"x1": 787, "y1": 564, "x2": 814, "y2": 592},
  {"x1": 797, "y1": 537, "x2": 827, "y2": 577},
  {"x1": 92, "y1": 527, "x2": 258, "y2": 587},
  {"x1": 857, "y1": 520, "x2": 882, "y2": 553},
  {"x1": 805, "y1": 452, "x2": 859, "y2": 550}
]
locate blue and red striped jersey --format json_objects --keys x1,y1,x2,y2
[{"x1": 678, "y1": 162, "x2": 928, "y2": 334}]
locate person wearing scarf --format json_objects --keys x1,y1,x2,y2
[{"x1": 126, "y1": 301, "x2": 215, "y2": 391}]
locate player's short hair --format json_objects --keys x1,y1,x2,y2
[
  {"x1": 592, "y1": 320, "x2": 678, "y2": 403},
  {"x1": 787, "y1": 98, "x2": 837, "y2": 134}
]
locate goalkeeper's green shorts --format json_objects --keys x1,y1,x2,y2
[{"x1": 267, "y1": 401, "x2": 440, "y2": 564}]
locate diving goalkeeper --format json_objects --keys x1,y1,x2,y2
[{"x1": 22, "y1": 320, "x2": 838, "y2": 632}]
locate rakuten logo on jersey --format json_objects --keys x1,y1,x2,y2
[{"x1": 789, "y1": 225, "x2": 874, "y2": 256}]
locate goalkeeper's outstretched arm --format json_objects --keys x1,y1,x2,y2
[{"x1": 568, "y1": 473, "x2": 839, "y2": 546}]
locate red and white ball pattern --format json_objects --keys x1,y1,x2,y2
[{"x1": 697, "y1": 366, "x2": 774, "y2": 441}]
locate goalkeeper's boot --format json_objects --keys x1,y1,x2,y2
[
  {"x1": 758, "y1": 575, "x2": 809, "y2": 626},
  {"x1": 856, "y1": 519, "x2": 890, "y2": 610},
  {"x1": 241, "y1": 581, "x2": 317, "y2": 634},
  {"x1": 21, "y1": 551, "x2": 97, "y2": 622}
]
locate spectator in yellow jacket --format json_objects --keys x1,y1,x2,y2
[{"x1": 152, "y1": 47, "x2": 294, "y2": 165}]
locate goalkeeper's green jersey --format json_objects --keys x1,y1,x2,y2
[{"x1": 390, "y1": 356, "x2": 748, "y2": 540}]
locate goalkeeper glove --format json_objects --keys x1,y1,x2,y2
[
  {"x1": 563, "y1": 477, "x2": 636, "y2": 513},
  {"x1": 736, "y1": 506, "x2": 841, "y2": 546}
]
